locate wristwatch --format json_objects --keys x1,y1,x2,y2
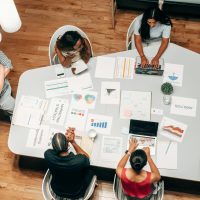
[{"x1": 125, "y1": 150, "x2": 131, "y2": 156}]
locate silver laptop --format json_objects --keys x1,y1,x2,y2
[{"x1": 128, "y1": 119, "x2": 158, "y2": 155}]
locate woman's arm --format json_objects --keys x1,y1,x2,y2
[
  {"x1": 134, "y1": 34, "x2": 149, "y2": 67},
  {"x1": 143, "y1": 147, "x2": 161, "y2": 183},
  {"x1": 66, "y1": 127, "x2": 89, "y2": 158},
  {"x1": 151, "y1": 38, "x2": 169, "y2": 67},
  {"x1": 0, "y1": 64, "x2": 5, "y2": 92},
  {"x1": 55, "y1": 47, "x2": 72, "y2": 68},
  {"x1": 116, "y1": 138, "x2": 138, "y2": 178},
  {"x1": 81, "y1": 38, "x2": 92, "y2": 64}
]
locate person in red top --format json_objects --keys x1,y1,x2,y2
[{"x1": 116, "y1": 138, "x2": 161, "y2": 199}]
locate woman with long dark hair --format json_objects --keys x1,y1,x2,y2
[{"x1": 133, "y1": 7, "x2": 172, "y2": 67}]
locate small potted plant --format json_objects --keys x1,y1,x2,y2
[{"x1": 161, "y1": 82, "x2": 173, "y2": 105}]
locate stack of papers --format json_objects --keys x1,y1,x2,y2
[
  {"x1": 95, "y1": 56, "x2": 135, "y2": 79},
  {"x1": 13, "y1": 96, "x2": 48, "y2": 129}
]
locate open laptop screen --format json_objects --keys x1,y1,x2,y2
[{"x1": 129, "y1": 119, "x2": 158, "y2": 137}]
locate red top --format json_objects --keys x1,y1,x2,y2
[{"x1": 121, "y1": 168, "x2": 152, "y2": 198}]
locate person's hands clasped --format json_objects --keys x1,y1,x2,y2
[
  {"x1": 143, "y1": 147, "x2": 151, "y2": 158},
  {"x1": 151, "y1": 56, "x2": 160, "y2": 68},
  {"x1": 141, "y1": 56, "x2": 149, "y2": 68},
  {"x1": 66, "y1": 127, "x2": 75, "y2": 143},
  {"x1": 128, "y1": 137, "x2": 138, "y2": 153}
]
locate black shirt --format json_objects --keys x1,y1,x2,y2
[{"x1": 44, "y1": 149, "x2": 90, "y2": 198}]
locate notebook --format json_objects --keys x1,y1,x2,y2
[
  {"x1": 128, "y1": 119, "x2": 159, "y2": 155},
  {"x1": 135, "y1": 56, "x2": 164, "y2": 76}
]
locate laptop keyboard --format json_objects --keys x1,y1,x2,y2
[{"x1": 137, "y1": 64, "x2": 161, "y2": 70}]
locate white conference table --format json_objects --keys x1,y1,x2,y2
[{"x1": 8, "y1": 43, "x2": 200, "y2": 182}]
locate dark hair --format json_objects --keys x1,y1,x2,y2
[
  {"x1": 130, "y1": 149, "x2": 147, "y2": 173},
  {"x1": 56, "y1": 31, "x2": 83, "y2": 51},
  {"x1": 139, "y1": 7, "x2": 172, "y2": 41},
  {"x1": 52, "y1": 133, "x2": 68, "y2": 154}
]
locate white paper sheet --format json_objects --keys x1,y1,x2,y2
[
  {"x1": 156, "y1": 140, "x2": 178, "y2": 169},
  {"x1": 44, "y1": 78, "x2": 71, "y2": 98},
  {"x1": 114, "y1": 57, "x2": 135, "y2": 79},
  {"x1": 120, "y1": 90, "x2": 151, "y2": 120},
  {"x1": 101, "y1": 81, "x2": 120, "y2": 104},
  {"x1": 95, "y1": 56, "x2": 116, "y2": 79},
  {"x1": 163, "y1": 63, "x2": 184, "y2": 87},
  {"x1": 86, "y1": 114, "x2": 113, "y2": 135},
  {"x1": 65, "y1": 106, "x2": 88, "y2": 131},
  {"x1": 159, "y1": 117, "x2": 187, "y2": 142},
  {"x1": 45, "y1": 98, "x2": 69, "y2": 126},
  {"x1": 100, "y1": 136, "x2": 123, "y2": 161},
  {"x1": 26, "y1": 125, "x2": 50, "y2": 149},
  {"x1": 13, "y1": 96, "x2": 48, "y2": 129},
  {"x1": 71, "y1": 59, "x2": 88, "y2": 74},
  {"x1": 71, "y1": 91, "x2": 97, "y2": 109},
  {"x1": 68, "y1": 72, "x2": 93, "y2": 91},
  {"x1": 170, "y1": 96, "x2": 197, "y2": 117}
]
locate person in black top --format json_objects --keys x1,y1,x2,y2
[{"x1": 44, "y1": 128, "x2": 94, "y2": 199}]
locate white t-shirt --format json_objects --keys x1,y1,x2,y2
[{"x1": 134, "y1": 14, "x2": 171, "y2": 43}]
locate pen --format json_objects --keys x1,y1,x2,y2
[{"x1": 165, "y1": 140, "x2": 172, "y2": 155}]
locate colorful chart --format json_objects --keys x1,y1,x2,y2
[
  {"x1": 168, "y1": 73, "x2": 178, "y2": 81},
  {"x1": 91, "y1": 119, "x2": 107, "y2": 128},
  {"x1": 71, "y1": 108, "x2": 85, "y2": 117}
]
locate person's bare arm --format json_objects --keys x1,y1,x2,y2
[
  {"x1": 55, "y1": 47, "x2": 72, "y2": 68},
  {"x1": 0, "y1": 64, "x2": 4, "y2": 92},
  {"x1": 151, "y1": 38, "x2": 169, "y2": 67},
  {"x1": 81, "y1": 38, "x2": 92, "y2": 64},
  {"x1": 143, "y1": 147, "x2": 161, "y2": 183},
  {"x1": 116, "y1": 138, "x2": 138, "y2": 178},
  {"x1": 4, "y1": 67, "x2": 11, "y2": 77},
  {"x1": 66, "y1": 128, "x2": 89, "y2": 158},
  {"x1": 134, "y1": 34, "x2": 149, "y2": 67}
]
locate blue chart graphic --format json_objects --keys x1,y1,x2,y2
[
  {"x1": 91, "y1": 121, "x2": 107, "y2": 128},
  {"x1": 168, "y1": 73, "x2": 178, "y2": 81}
]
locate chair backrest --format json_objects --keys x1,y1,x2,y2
[
  {"x1": 42, "y1": 169, "x2": 97, "y2": 200},
  {"x1": 42, "y1": 169, "x2": 55, "y2": 200},
  {"x1": 48, "y1": 25, "x2": 93, "y2": 65},
  {"x1": 83, "y1": 175, "x2": 97, "y2": 200},
  {"x1": 126, "y1": 17, "x2": 137, "y2": 50},
  {"x1": 113, "y1": 174, "x2": 164, "y2": 200}
]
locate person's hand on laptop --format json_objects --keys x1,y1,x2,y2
[
  {"x1": 128, "y1": 137, "x2": 138, "y2": 153},
  {"x1": 141, "y1": 55, "x2": 149, "y2": 68},
  {"x1": 151, "y1": 56, "x2": 160, "y2": 68}
]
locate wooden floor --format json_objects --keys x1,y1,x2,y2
[{"x1": 0, "y1": 0, "x2": 200, "y2": 199}]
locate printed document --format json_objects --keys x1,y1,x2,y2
[
  {"x1": 13, "y1": 96, "x2": 48, "y2": 129},
  {"x1": 120, "y1": 90, "x2": 151, "y2": 120},
  {"x1": 101, "y1": 81, "x2": 120, "y2": 104},
  {"x1": 100, "y1": 136, "x2": 123, "y2": 161},
  {"x1": 156, "y1": 140, "x2": 178, "y2": 169},
  {"x1": 163, "y1": 63, "x2": 184, "y2": 87},
  {"x1": 45, "y1": 98, "x2": 69, "y2": 126},
  {"x1": 170, "y1": 96, "x2": 197, "y2": 117}
]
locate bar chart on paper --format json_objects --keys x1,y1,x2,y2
[
  {"x1": 86, "y1": 114, "x2": 113, "y2": 135},
  {"x1": 91, "y1": 120, "x2": 107, "y2": 128}
]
